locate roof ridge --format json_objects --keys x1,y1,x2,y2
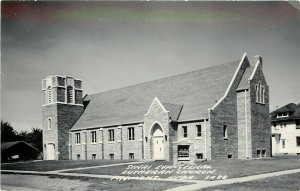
[{"x1": 86, "y1": 60, "x2": 241, "y2": 99}]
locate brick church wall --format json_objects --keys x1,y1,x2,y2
[
  {"x1": 57, "y1": 104, "x2": 84, "y2": 160},
  {"x1": 249, "y1": 66, "x2": 271, "y2": 158},
  {"x1": 209, "y1": 58, "x2": 250, "y2": 159}
]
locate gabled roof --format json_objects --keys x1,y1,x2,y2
[
  {"x1": 271, "y1": 103, "x2": 300, "y2": 121},
  {"x1": 71, "y1": 60, "x2": 242, "y2": 131},
  {"x1": 236, "y1": 66, "x2": 254, "y2": 91},
  {"x1": 1, "y1": 141, "x2": 38, "y2": 152},
  {"x1": 161, "y1": 102, "x2": 183, "y2": 122}
]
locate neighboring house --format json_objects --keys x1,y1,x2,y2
[
  {"x1": 42, "y1": 53, "x2": 271, "y2": 163},
  {"x1": 271, "y1": 103, "x2": 300, "y2": 155},
  {"x1": 1, "y1": 141, "x2": 39, "y2": 162}
]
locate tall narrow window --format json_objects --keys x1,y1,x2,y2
[
  {"x1": 282, "y1": 139, "x2": 286, "y2": 148},
  {"x1": 67, "y1": 86, "x2": 74, "y2": 103},
  {"x1": 258, "y1": 83, "x2": 262, "y2": 103},
  {"x1": 91, "y1": 131, "x2": 97, "y2": 143},
  {"x1": 262, "y1": 88, "x2": 265, "y2": 104},
  {"x1": 296, "y1": 137, "x2": 300, "y2": 147},
  {"x1": 256, "y1": 82, "x2": 265, "y2": 104},
  {"x1": 296, "y1": 120, "x2": 300, "y2": 129},
  {"x1": 108, "y1": 129, "x2": 114, "y2": 142},
  {"x1": 47, "y1": 118, "x2": 52, "y2": 130},
  {"x1": 255, "y1": 84, "x2": 259, "y2": 103},
  {"x1": 75, "y1": 133, "x2": 81, "y2": 144},
  {"x1": 223, "y1": 125, "x2": 228, "y2": 139},
  {"x1": 182, "y1": 126, "x2": 187, "y2": 138},
  {"x1": 128, "y1": 127, "x2": 135, "y2": 141},
  {"x1": 196, "y1": 125, "x2": 202, "y2": 137},
  {"x1": 47, "y1": 86, "x2": 52, "y2": 103}
]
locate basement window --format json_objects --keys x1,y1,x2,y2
[
  {"x1": 196, "y1": 153, "x2": 203, "y2": 159},
  {"x1": 257, "y1": 150, "x2": 261, "y2": 158},
  {"x1": 92, "y1": 154, "x2": 96, "y2": 160},
  {"x1": 77, "y1": 154, "x2": 80, "y2": 160},
  {"x1": 109, "y1": 154, "x2": 114, "y2": 160},
  {"x1": 129, "y1": 153, "x2": 134, "y2": 160},
  {"x1": 227, "y1": 154, "x2": 233, "y2": 159}
]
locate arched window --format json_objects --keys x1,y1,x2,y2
[
  {"x1": 255, "y1": 82, "x2": 265, "y2": 104},
  {"x1": 255, "y1": 84, "x2": 259, "y2": 102},
  {"x1": 67, "y1": 86, "x2": 74, "y2": 103},
  {"x1": 47, "y1": 86, "x2": 52, "y2": 104},
  {"x1": 48, "y1": 118, "x2": 52, "y2": 130},
  {"x1": 262, "y1": 87, "x2": 265, "y2": 104}
]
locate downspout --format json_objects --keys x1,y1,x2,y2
[{"x1": 245, "y1": 89, "x2": 248, "y2": 159}]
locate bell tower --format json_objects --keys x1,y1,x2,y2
[{"x1": 42, "y1": 75, "x2": 84, "y2": 160}]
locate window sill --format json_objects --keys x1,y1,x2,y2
[
  {"x1": 75, "y1": 144, "x2": 81, "y2": 146},
  {"x1": 195, "y1": 137, "x2": 202, "y2": 140},
  {"x1": 223, "y1": 138, "x2": 228, "y2": 140},
  {"x1": 91, "y1": 142, "x2": 97, "y2": 145},
  {"x1": 127, "y1": 140, "x2": 135, "y2": 142},
  {"x1": 108, "y1": 141, "x2": 115, "y2": 144}
]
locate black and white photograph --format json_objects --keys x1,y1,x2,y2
[{"x1": 1, "y1": 1, "x2": 300, "y2": 190}]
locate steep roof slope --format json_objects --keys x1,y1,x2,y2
[
  {"x1": 271, "y1": 103, "x2": 300, "y2": 121},
  {"x1": 1, "y1": 141, "x2": 38, "y2": 152},
  {"x1": 236, "y1": 66, "x2": 254, "y2": 91},
  {"x1": 71, "y1": 60, "x2": 241, "y2": 130}
]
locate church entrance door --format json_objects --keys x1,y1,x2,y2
[
  {"x1": 153, "y1": 127, "x2": 165, "y2": 160},
  {"x1": 47, "y1": 143, "x2": 55, "y2": 160}
]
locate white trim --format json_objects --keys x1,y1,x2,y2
[
  {"x1": 42, "y1": 102, "x2": 83, "y2": 107},
  {"x1": 245, "y1": 89, "x2": 249, "y2": 159},
  {"x1": 249, "y1": 60, "x2": 260, "y2": 80},
  {"x1": 211, "y1": 53, "x2": 247, "y2": 110},
  {"x1": 144, "y1": 97, "x2": 169, "y2": 116}
]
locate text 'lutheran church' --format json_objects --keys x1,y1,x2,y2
[{"x1": 42, "y1": 53, "x2": 271, "y2": 164}]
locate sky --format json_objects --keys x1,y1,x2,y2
[{"x1": 1, "y1": 1, "x2": 300, "y2": 132}]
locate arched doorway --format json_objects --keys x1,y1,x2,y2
[{"x1": 151, "y1": 124, "x2": 165, "y2": 160}]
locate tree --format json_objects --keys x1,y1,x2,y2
[
  {"x1": 1, "y1": 121, "x2": 43, "y2": 152},
  {"x1": 25, "y1": 128, "x2": 43, "y2": 152},
  {"x1": 1, "y1": 121, "x2": 20, "y2": 142}
]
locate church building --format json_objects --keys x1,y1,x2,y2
[{"x1": 42, "y1": 53, "x2": 271, "y2": 163}]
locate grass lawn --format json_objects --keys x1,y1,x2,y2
[
  {"x1": 47, "y1": 174, "x2": 190, "y2": 191},
  {"x1": 64, "y1": 156, "x2": 300, "y2": 180},
  {"x1": 2, "y1": 172, "x2": 190, "y2": 191},
  {"x1": 200, "y1": 172, "x2": 300, "y2": 191},
  {"x1": 1, "y1": 160, "x2": 136, "y2": 171}
]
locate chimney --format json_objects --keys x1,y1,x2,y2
[{"x1": 254, "y1": 55, "x2": 263, "y2": 69}]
